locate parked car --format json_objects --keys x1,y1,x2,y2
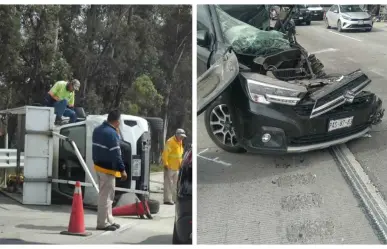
[
  {"x1": 307, "y1": 4, "x2": 324, "y2": 20},
  {"x1": 197, "y1": 5, "x2": 385, "y2": 154},
  {"x1": 172, "y1": 147, "x2": 192, "y2": 244},
  {"x1": 325, "y1": 4, "x2": 373, "y2": 32},
  {"x1": 292, "y1": 5, "x2": 312, "y2": 25}
]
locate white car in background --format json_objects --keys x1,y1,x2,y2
[{"x1": 325, "y1": 4, "x2": 373, "y2": 32}]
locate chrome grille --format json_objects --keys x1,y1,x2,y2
[{"x1": 309, "y1": 71, "x2": 371, "y2": 118}]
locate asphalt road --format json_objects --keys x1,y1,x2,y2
[
  {"x1": 295, "y1": 21, "x2": 387, "y2": 203},
  {"x1": 197, "y1": 21, "x2": 387, "y2": 244}
]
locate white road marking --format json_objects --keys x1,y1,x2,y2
[
  {"x1": 198, "y1": 148, "x2": 209, "y2": 155},
  {"x1": 369, "y1": 68, "x2": 384, "y2": 77},
  {"x1": 197, "y1": 154, "x2": 232, "y2": 167},
  {"x1": 328, "y1": 31, "x2": 362, "y2": 42},
  {"x1": 311, "y1": 48, "x2": 338, "y2": 54},
  {"x1": 346, "y1": 57, "x2": 356, "y2": 62}
]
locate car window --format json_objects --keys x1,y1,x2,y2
[
  {"x1": 59, "y1": 125, "x2": 86, "y2": 158},
  {"x1": 339, "y1": 5, "x2": 363, "y2": 12},
  {"x1": 330, "y1": 5, "x2": 338, "y2": 12}
]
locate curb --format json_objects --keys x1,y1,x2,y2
[{"x1": 330, "y1": 144, "x2": 387, "y2": 243}]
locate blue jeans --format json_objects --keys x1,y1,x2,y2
[
  {"x1": 44, "y1": 94, "x2": 77, "y2": 123},
  {"x1": 54, "y1": 99, "x2": 77, "y2": 123}
]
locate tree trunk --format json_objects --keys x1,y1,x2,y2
[{"x1": 162, "y1": 44, "x2": 186, "y2": 144}]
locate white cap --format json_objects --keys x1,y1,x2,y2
[
  {"x1": 71, "y1": 79, "x2": 81, "y2": 91},
  {"x1": 176, "y1": 128, "x2": 187, "y2": 138}
]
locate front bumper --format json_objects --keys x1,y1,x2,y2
[
  {"x1": 310, "y1": 11, "x2": 324, "y2": 20},
  {"x1": 232, "y1": 91, "x2": 384, "y2": 154},
  {"x1": 340, "y1": 18, "x2": 373, "y2": 30},
  {"x1": 293, "y1": 13, "x2": 311, "y2": 23}
]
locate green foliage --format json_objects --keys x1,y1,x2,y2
[
  {"x1": 0, "y1": 5, "x2": 192, "y2": 137},
  {"x1": 132, "y1": 75, "x2": 164, "y2": 116}
]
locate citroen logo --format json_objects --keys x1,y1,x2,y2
[{"x1": 344, "y1": 90, "x2": 355, "y2": 103}]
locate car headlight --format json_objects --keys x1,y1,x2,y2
[
  {"x1": 242, "y1": 73, "x2": 307, "y2": 106},
  {"x1": 341, "y1": 15, "x2": 351, "y2": 20}
]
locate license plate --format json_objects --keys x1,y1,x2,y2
[
  {"x1": 358, "y1": 20, "x2": 364, "y2": 24},
  {"x1": 299, "y1": 17, "x2": 303, "y2": 20},
  {"x1": 328, "y1": 116, "x2": 354, "y2": 132},
  {"x1": 132, "y1": 159, "x2": 141, "y2": 177}
]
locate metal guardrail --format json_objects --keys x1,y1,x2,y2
[{"x1": 0, "y1": 149, "x2": 25, "y2": 168}]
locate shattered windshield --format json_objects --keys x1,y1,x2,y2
[
  {"x1": 215, "y1": 5, "x2": 291, "y2": 57},
  {"x1": 340, "y1": 5, "x2": 363, "y2": 12}
]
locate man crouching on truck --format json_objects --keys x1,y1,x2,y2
[
  {"x1": 44, "y1": 79, "x2": 80, "y2": 125},
  {"x1": 92, "y1": 110, "x2": 128, "y2": 231}
]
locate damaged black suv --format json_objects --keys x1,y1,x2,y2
[{"x1": 197, "y1": 5, "x2": 384, "y2": 154}]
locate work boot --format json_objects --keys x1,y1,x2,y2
[
  {"x1": 54, "y1": 117, "x2": 65, "y2": 126},
  {"x1": 96, "y1": 225, "x2": 117, "y2": 231},
  {"x1": 112, "y1": 223, "x2": 121, "y2": 229}
]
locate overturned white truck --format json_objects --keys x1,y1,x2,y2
[{"x1": 0, "y1": 106, "x2": 163, "y2": 213}]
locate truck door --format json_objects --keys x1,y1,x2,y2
[{"x1": 58, "y1": 124, "x2": 87, "y2": 197}]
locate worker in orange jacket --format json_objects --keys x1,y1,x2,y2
[{"x1": 162, "y1": 128, "x2": 186, "y2": 205}]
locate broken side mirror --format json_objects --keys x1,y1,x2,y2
[
  {"x1": 197, "y1": 30, "x2": 210, "y2": 47},
  {"x1": 197, "y1": 48, "x2": 239, "y2": 115}
]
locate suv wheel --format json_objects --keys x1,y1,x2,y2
[{"x1": 204, "y1": 98, "x2": 245, "y2": 153}]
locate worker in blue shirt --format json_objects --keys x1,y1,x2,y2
[{"x1": 92, "y1": 110, "x2": 127, "y2": 231}]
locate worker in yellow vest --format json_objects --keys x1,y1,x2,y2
[{"x1": 162, "y1": 128, "x2": 186, "y2": 205}]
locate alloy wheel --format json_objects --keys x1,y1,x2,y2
[{"x1": 209, "y1": 104, "x2": 238, "y2": 147}]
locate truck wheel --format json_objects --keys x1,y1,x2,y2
[
  {"x1": 306, "y1": 21, "x2": 311, "y2": 25},
  {"x1": 204, "y1": 97, "x2": 246, "y2": 153},
  {"x1": 148, "y1": 198, "x2": 160, "y2": 214},
  {"x1": 145, "y1": 117, "x2": 164, "y2": 132}
]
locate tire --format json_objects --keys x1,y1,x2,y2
[
  {"x1": 172, "y1": 223, "x2": 181, "y2": 244},
  {"x1": 145, "y1": 117, "x2": 163, "y2": 132},
  {"x1": 337, "y1": 20, "x2": 342, "y2": 32},
  {"x1": 325, "y1": 17, "x2": 331, "y2": 29},
  {"x1": 148, "y1": 198, "x2": 160, "y2": 214},
  {"x1": 204, "y1": 97, "x2": 246, "y2": 153},
  {"x1": 306, "y1": 21, "x2": 311, "y2": 25},
  {"x1": 366, "y1": 27, "x2": 372, "y2": 32}
]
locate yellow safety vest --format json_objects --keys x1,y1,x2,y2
[{"x1": 162, "y1": 136, "x2": 184, "y2": 171}]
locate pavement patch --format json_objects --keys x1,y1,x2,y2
[
  {"x1": 274, "y1": 156, "x2": 306, "y2": 169},
  {"x1": 280, "y1": 193, "x2": 323, "y2": 212},
  {"x1": 286, "y1": 219, "x2": 335, "y2": 243},
  {"x1": 273, "y1": 173, "x2": 317, "y2": 187}
]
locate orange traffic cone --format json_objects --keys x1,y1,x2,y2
[
  {"x1": 112, "y1": 199, "x2": 152, "y2": 219},
  {"x1": 60, "y1": 181, "x2": 92, "y2": 236}
]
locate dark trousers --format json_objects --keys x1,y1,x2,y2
[{"x1": 44, "y1": 94, "x2": 77, "y2": 123}]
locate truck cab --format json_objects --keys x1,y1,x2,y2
[{"x1": 51, "y1": 114, "x2": 153, "y2": 207}]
